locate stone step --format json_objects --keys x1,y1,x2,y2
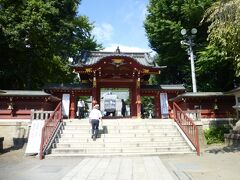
[
  {"x1": 60, "y1": 132, "x2": 181, "y2": 138},
  {"x1": 56, "y1": 141, "x2": 188, "y2": 148},
  {"x1": 64, "y1": 119, "x2": 174, "y2": 125},
  {"x1": 48, "y1": 118, "x2": 195, "y2": 157},
  {"x1": 62, "y1": 129, "x2": 179, "y2": 134},
  {"x1": 66, "y1": 118, "x2": 173, "y2": 121},
  {"x1": 63, "y1": 125, "x2": 176, "y2": 130},
  {"x1": 58, "y1": 136, "x2": 184, "y2": 143},
  {"x1": 63, "y1": 127, "x2": 178, "y2": 133},
  {"x1": 51, "y1": 146, "x2": 192, "y2": 154},
  {"x1": 47, "y1": 151, "x2": 195, "y2": 157}
]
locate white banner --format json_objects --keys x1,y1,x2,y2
[
  {"x1": 160, "y1": 93, "x2": 169, "y2": 118},
  {"x1": 25, "y1": 120, "x2": 45, "y2": 154},
  {"x1": 62, "y1": 93, "x2": 70, "y2": 118}
]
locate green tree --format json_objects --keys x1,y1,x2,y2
[
  {"x1": 196, "y1": 45, "x2": 235, "y2": 91},
  {"x1": 203, "y1": 0, "x2": 240, "y2": 78},
  {"x1": 144, "y1": 0, "x2": 225, "y2": 91},
  {"x1": 0, "y1": 0, "x2": 100, "y2": 89}
]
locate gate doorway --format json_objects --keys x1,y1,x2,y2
[
  {"x1": 141, "y1": 96, "x2": 155, "y2": 118},
  {"x1": 100, "y1": 88, "x2": 130, "y2": 118},
  {"x1": 76, "y1": 96, "x2": 90, "y2": 119}
]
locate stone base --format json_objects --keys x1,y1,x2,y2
[
  {"x1": 224, "y1": 130, "x2": 240, "y2": 146},
  {"x1": 0, "y1": 120, "x2": 30, "y2": 150},
  {"x1": 0, "y1": 137, "x2": 4, "y2": 153}
]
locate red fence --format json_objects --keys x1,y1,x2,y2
[
  {"x1": 0, "y1": 109, "x2": 31, "y2": 119},
  {"x1": 39, "y1": 102, "x2": 62, "y2": 159},
  {"x1": 173, "y1": 102, "x2": 200, "y2": 155}
]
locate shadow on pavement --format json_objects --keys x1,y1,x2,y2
[
  {"x1": 0, "y1": 146, "x2": 23, "y2": 155},
  {"x1": 205, "y1": 145, "x2": 240, "y2": 154}
]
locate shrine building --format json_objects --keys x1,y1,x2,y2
[
  {"x1": 44, "y1": 48, "x2": 186, "y2": 119},
  {"x1": 0, "y1": 48, "x2": 237, "y2": 152}
]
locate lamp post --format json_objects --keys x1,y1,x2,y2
[{"x1": 180, "y1": 28, "x2": 197, "y2": 92}]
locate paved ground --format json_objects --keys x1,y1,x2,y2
[{"x1": 0, "y1": 144, "x2": 240, "y2": 180}]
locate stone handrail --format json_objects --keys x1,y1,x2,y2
[{"x1": 31, "y1": 110, "x2": 54, "y2": 120}]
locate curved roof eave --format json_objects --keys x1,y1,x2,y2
[
  {"x1": 0, "y1": 90, "x2": 61, "y2": 101},
  {"x1": 70, "y1": 51, "x2": 160, "y2": 69},
  {"x1": 141, "y1": 84, "x2": 186, "y2": 91},
  {"x1": 169, "y1": 92, "x2": 234, "y2": 102}
]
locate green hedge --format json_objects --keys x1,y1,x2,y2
[{"x1": 204, "y1": 126, "x2": 231, "y2": 144}]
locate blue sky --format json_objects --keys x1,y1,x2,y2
[{"x1": 77, "y1": 0, "x2": 151, "y2": 52}]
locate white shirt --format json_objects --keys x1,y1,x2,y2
[
  {"x1": 89, "y1": 109, "x2": 102, "y2": 120},
  {"x1": 78, "y1": 100, "x2": 84, "y2": 107}
]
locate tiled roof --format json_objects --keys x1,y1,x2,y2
[
  {"x1": 0, "y1": 90, "x2": 61, "y2": 101},
  {"x1": 225, "y1": 87, "x2": 240, "y2": 94},
  {"x1": 0, "y1": 90, "x2": 6, "y2": 93},
  {"x1": 71, "y1": 51, "x2": 160, "y2": 68},
  {"x1": 43, "y1": 83, "x2": 92, "y2": 90},
  {"x1": 0, "y1": 90, "x2": 51, "y2": 96},
  {"x1": 141, "y1": 84, "x2": 186, "y2": 91},
  {"x1": 170, "y1": 92, "x2": 233, "y2": 101}
]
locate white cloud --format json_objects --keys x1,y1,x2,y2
[
  {"x1": 135, "y1": 0, "x2": 148, "y2": 21},
  {"x1": 122, "y1": 1, "x2": 147, "y2": 25},
  {"x1": 92, "y1": 23, "x2": 113, "y2": 42},
  {"x1": 103, "y1": 44, "x2": 151, "y2": 53}
]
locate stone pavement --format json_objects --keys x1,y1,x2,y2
[
  {"x1": 61, "y1": 156, "x2": 174, "y2": 180},
  {"x1": 0, "y1": 144, "x2": 240, "y2": 180}
]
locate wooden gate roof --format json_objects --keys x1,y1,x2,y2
[
  {"x1": 70, "y1": 51, "x2": 162, "y2": 68},
  {"x1": 69, "y1": 50, "x2": 166, "y2": 84}
]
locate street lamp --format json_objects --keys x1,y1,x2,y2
[{"x1": 180, "y1": 28, "x2": 198, "y2": 92}]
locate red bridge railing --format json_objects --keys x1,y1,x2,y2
[
  {"x1": 173, "y1": 102, "x2": 200, "y2": 155},
  {"x1": 39, "y1": 102, "x2": 62, "y2": 159}
]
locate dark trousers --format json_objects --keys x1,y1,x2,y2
[
  {"x1": 78, "y1": 107, "x2": 84, "y2": 118},
  {"x1": 91, "y1": 119, "x2": 99, "y2": 137},
  {"x1": 121, "y1": 108, "x2": 126, "y2": 117}
]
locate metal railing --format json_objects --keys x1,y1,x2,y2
[
  {"x1": 39, "y1": 103, "x2": 62, "y2": 159},
  {"x1": 173, "y1": 102, "x2": 200, "y2": 155}
]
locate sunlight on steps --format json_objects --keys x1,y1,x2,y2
[{"x1": 47, "y1": 118, "x2": 196, "y2": 157}]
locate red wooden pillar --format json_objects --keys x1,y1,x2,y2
[
  {"x1": 155, "y1": 92, "x2": 161, "y2": 118},
  {"x1": 69, "y1": 91, "x2": 76, "y2": 119},
  {"x1": 136, "y1": 76, "x2": 141, "y2": 118},
  {"x1": 132, "y1": 72, "x2": 141, "y2": 118},
  {"x1": 92, "y1": 71, "x2": 100, "y2": 107},
  {"x1": 130, "y1": 86, "x2": 134, "y2": 117},
  {"x1": 130, "y1": 85, "x2": 134, "y2": 117}
]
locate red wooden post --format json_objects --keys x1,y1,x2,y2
[
  {"x1": 155, "y1": 92, "x2": 161, "y2": 118},
  {"x1": 69, "y1": 92, "x2": 76, "y2": 119},
  {"x1": 92, "y1": 71, "x2": 99, "y2": 107},
  {"x1": 136, "y1": 75, "x2": 141, "y2": 118},
  {"x1": 131, "y1": 72, "x2": 141, "y2": 118}
]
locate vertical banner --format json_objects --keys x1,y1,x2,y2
[
  {"x1": 62, "y1": 93, "x2": 70, "y2": 118},
  {"x1": 25, "y1": 120, "x2": 45, "y2": 154},
  {"x1": 160, "y1": 93, "x2": 169, "y2": 118}
]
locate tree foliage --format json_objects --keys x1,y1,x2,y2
[
  {"x1": 196, "y1": 45, "x2": 235, "y2": 91},
  {"x1": 144, "y1": 0, "x2": 237, "y2": 91},
  {"x1": 203, "y1": 0, "x2": 240, "y2": 77},
  {"x1": 0, "y1": 0, "x2": 100, "y2": 89},
  {"x1": 144, "y1": 0, "x2": 213, "y2": 89}
]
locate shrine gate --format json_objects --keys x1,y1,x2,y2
[{"x1": 45, "y1": 49, "x2": 186, "y2": 119}]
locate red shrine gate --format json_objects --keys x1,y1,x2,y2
[{"x1": 45, "y1": 50, "x2": 185, "y2": 119}]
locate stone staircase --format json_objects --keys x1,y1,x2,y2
[{"x1": 48, "y1": 118, "x2": 196, "y2": 157}]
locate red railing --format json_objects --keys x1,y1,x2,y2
[
  {"x1": 39, "y1": 102, "x2": 62, "y2": 159},
  {"x1": 173, "y1": 102, "x2": 200, "y2": 155}
]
